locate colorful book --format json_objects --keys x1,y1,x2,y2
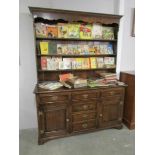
[
  {"x1": 107, "y1": 43, "x2": 113, "y2": 54},
  {"x1": 59, "y1": 73, "x2": 74, "y2": 81},
  {"x1": 80, "y1": 24, "x2": 92, "y2": 39},
  {"x1": 41, "y1": 57, "x2": 47, "y2": 70},
  {"x1": 75, "y1": 58, "x2": 82, "y2": 69},
  {"x1": 68, "y1": 23, "x2": 80, "y2": 38},
  {"x1": 99, "y1": 44, "x2": 108, "y2": 54},
  {"x1": 57, "y1": 44, "x2": 63, "y2": 54},
  {"x1": 102, "y1": 27, "x2": 115, "y2": 40},
  {"x1": 40, "y1": 42, "x2": 48, "y2": 55},
  {"x1": 96, "y1": 57, "x2": 104, "y2": 68},
  {"x1": 58, "y1": 23, "x2": 68, "y2": 38},
  {"x1": 48, "y1": 42, "x2": 57, "y2": 54},
  {"x1": 93, "y1": 43, "x2": 100, "y2": 54},
  {"x1": 35, "y1": 23, "x2": 47, "y2": 38},
  {"x1": 92, "y1": 23, "x2": 103, "y2": 39},
  {"x1": 82, "y1": 58, "x2": 90, "y2": 69},
  {"x1": 90, "y1": 57, "x2": 97, "y2": 69},
  {"x1": 104, "y1": 57, "x2": 115, "y2": 66},
  {"x1": 46, "y1": 25, "x2": 58, "y2": 38},
  {"x1": 63, "y1": 58, "x2": 72, "y2": 69},
  {"x1": 61, "y1": 44, "x2": 68, "y2": 54}
]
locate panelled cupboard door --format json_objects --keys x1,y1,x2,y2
[
  {"x1": 99, "y1": 96, "x2": 124, "y2": 127},
  {"x1": 38, "y1": 104, "x2": 69, "y2": 137}
]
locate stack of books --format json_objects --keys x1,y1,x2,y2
[
  {"x1": 99, "y1": 73, "x2": 117, "y2": 84},
  {"x1": 38, "y1": 81, "x2": 63, "y2": 90}
]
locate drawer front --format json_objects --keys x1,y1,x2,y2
[
  {"x1": 101, "y1": 88, "x2": 124, "y2": 97},
  {"x1": 101, "y1": 96, "x2": 122, "y2": 105},
  {"x1": 73, "y1": 120, "x2": 96, "y2": 132},
  {"x1": 72, "y1": 91, "x2": 98, "y2": 100},
  {"x1": 72, "y1": 103, "x2": 96, "y2": 112},
  {"x1": 72, "y1": 112, "x2": 96, "y2": 122},
  {"x1": 39, "y1": 93, "x2": 69, "y2": 103}
]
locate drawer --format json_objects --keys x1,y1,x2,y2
[
  {"x1": 39, "y1": 93, "x2": 69, "y2": 103},
  {"x1": 72, "y1": 91, "x2": 98, "y2": 100},
  {"x1": 101, "y1": 96, "x2": 123, "y2": 105},
  {"x1": 73, "y1": 120, "x2": 96, "y2": 132},
  {"x1": 101, "y1": 88, "x2": 124, "y2": 97},
  {"x1": 72, "y1": 112, "x2": 96, "y2": 122},
  {"x1": 72, "y1": 102, "x2": 96, "y2": 112}
]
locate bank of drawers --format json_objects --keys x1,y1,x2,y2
[{"x1": 71, "y1": 91, "x2": 98, "y2": 132}]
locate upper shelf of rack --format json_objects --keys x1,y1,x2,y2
[{"x1": 29, "y1": 7, "x2": 122, "y2": 24}]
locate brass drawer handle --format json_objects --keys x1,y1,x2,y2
[
  {"x1": 118, "y1": 117, "x2": 122, "y2": 121},
  {"x1": 83, "y1": 105, "x2": 88, "y2": 109},
  {"x1": 38, "y1": 111, "x2": 43, "y2": 116},
  {"x1": 83, "y1": 94, "x2": 88, "y2": 98},
  {"x1": 99, "y1": 114, "x2": 103, "y2": 117},
  {"x1": 83, "y1": 114, "x2": 88, "y2": 118},
  {"x1": 110, "y1": 91, "x2": 114, "y2": 95},
  {"x1": 82, "y1": 123, "x2": 88, "y2": 128},
  {"x1": 51, "y1": 96, "x2": 58, "y2": 100},
  {"x1": 120, "y1": 101, "x2": 123, "y2": 105},
  {"x1": 66, "y1": 118, "x2": 70, "y2": 122},
  {"x1": 40, "y1": 130, "x2": 44, "y2": 134}
]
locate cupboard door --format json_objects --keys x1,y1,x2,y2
[
  {"x1": 98, "y1": 97, "x2": 124, "y2": 128},
  {"x1": 38, "y1": 104, "x2": 69, "y2": 137}
]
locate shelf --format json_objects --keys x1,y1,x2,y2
[
  {"x1": 36, "y1": 37, "x2": 117, "y2": 42},
  {"x1": 37, "y1": 54, "x2": 116, "y2": 57},
  {"x1": 38, "y1": 68, "x2": 116, "y2": 72}
]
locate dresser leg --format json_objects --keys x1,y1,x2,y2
[
  {"x1": 113, "y1": 124, "x2": 123, "y2": 130},
  {"x1": 38, "y1": 139, "x2": 44, "y2": 145}
]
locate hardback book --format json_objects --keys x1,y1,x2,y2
[
  {"x1": 63, "y1": 58, "x2": 72, "y2": 69},
  {"x1": 96, "y1": 57, "x2": 104, "y2": 68},
  {"x1": 104, "y1": 57, "x2": 115, "y2": 68},
  {"x1": 47, "y1": 58, "x2": 55, "y2": 70},
  {"x1": 59, "y1": 73, "x2": 74, "y2": 81},
  {"x1": 41, "y1": 57, "x2": 47, "y2": 70},
  {"x1": 40, "y1": 42, "x2": 48, "y2": 55},
  {"x1": 93, "y1": 42, "x2": 100, "y2": 54},
  {"x1": 67, "y1": 44, "x2": 76, "y2": 55},
  {"x1": 102, "y1": 27, "x2": 115, "y2": 40},
  {"x1": 52, "y1": 57, "x2": 62, "y2": 70},
  {"x1": 82, "y1": 58, "x2": 90, "y2": 69},
  {"x1": 83, "y1": 45, "x2": 89, "y2": 55},
  {"x1": 92, "y1": 23, "x2": 103, "y2": 39},
  {"x1": 57, "y1": 44, "x2": 63, "y2": 54},
  {"x1": 80, "y1": 24, "x2": 92, "y2": 39},
  {"x1": 58, "y1": 23, "x2": 68, "y2": 38},
  {"x1": 88, "y1": 44, "x2": 95, "y2": 55},
  {"x1": 75, "y1": 58, "x2": 82, "y2": 69},
  {"x1": 48, "y1": 42, "x2": 57, "y2": 54},
  {"x1": 61, "y1": 44, "x2": 68, "y2": 55},
  {"x1": 99, "y1": 44, "x2": 108, "y2": 54},
  {"x1": 35, "y1": 23, "x2": 47, "y2": 38},
  {"x1": 68, "y1": 23, "x2": 80, "y2": 38},
  {"x1": 90, "y1": 57, "x2": 97, "y2": 69},
  {"x1": 46, "y1": 24, "x2": 58, "y2": 38},
  {"x1": 107, "y1": 43, "x2": 113, "y2": 54}
]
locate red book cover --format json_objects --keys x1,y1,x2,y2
[{"x1": 41, "y1": 57, "x2": 47, "y2": 70}]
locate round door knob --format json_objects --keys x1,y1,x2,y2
[
  {"x1": 99, "y1": 114, "x2": 103, "y2": 117},
  {"x1": 83, "y1": 105, "x2": 88, "y2": 109}
]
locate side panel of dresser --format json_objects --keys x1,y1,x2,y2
[
  {"x1": 36, "y1": 93, "x2": 71, "y2": 144},
  {"x1": 120, "y1": 72, "x2": 135, "y2": 129},
  {"x1": 98, "y1": 87, "x2": 125, "y2": 129}
]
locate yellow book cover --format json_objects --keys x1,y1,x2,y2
[
  {"x1": 90, "y1": 57, "x2": 97, "y2": 69},
  {"x1": 68, "y1": 23, "x2": 80, "y2": 38},
  {"x1": 75, "y1": 58, "x2": 82, "y2": 69},
  {"x1": 82, "y1": 58, "x2": 90, "y2": 69},
  {"x1": 58, "y1": 23, "x2": 68, "y2": 38},
  {"x1": 40, "y1": 42, "x2": 48, "y2": 55},
  {"x1": 80, "y1": 24, "x2": 92, "y2": 39}
]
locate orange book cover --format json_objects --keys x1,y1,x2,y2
[{"x1": 46, "y1": 25, "x2": 58, "y2": 38}]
